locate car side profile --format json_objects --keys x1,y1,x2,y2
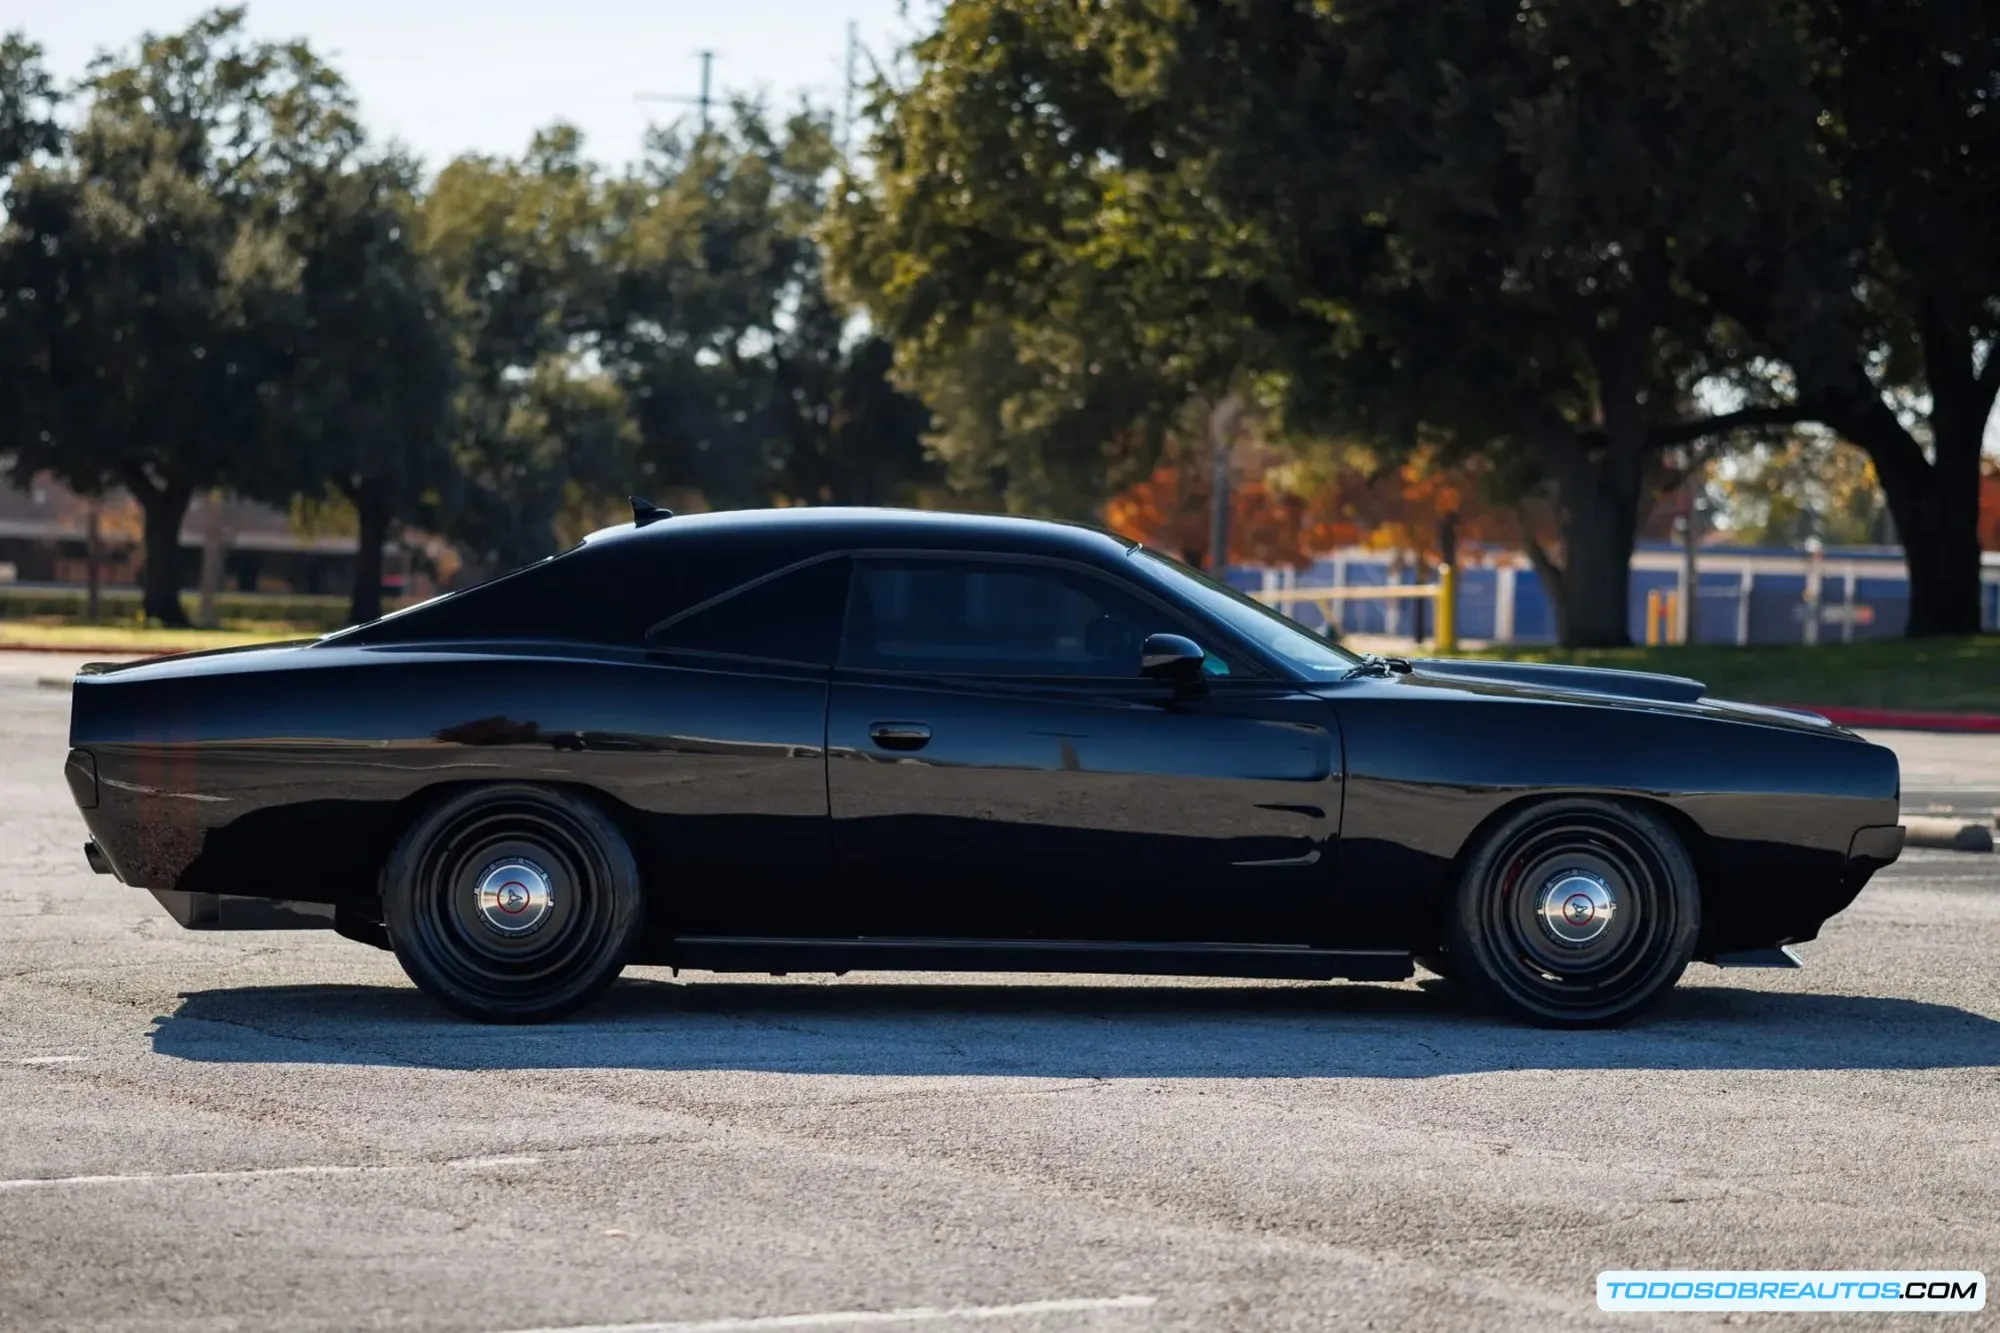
[{"x1": 66, "y1": 505, "x2": 1904, "y2": 1026}]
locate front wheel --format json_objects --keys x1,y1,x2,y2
[
  {"x1": 383, "y1": 784, "x2": 644, "y2": 1023},
  {"x1": 1445, "y1": 798, "x2": 1699, "y2": 1027}
]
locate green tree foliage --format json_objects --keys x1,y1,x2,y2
[
  {"x1": 826, "y1": 7, "x2": 1273, "y2": 518},
  {"x1": 1711, "y1": 435, "x2": 1892, "y2": 549},
  {"x1": 0, "y1": 8, "x2": 358, "y2": 624},
  {"x1": 0, "y1": 32, "x2": 62, "y2": 176},
  {"x1": 610, "y1": 106, "x2": 933, "y2": 511},
  {"x1": 418, "y1": 127, "x2": 635, "y2": 574},
  {"x1": 1697, "y1": 0, "x2": 2000, "y2": 637},
  {"x1": 273, "y1": 151, "x2": 455, "y2": 623},
  {"x1": 834, "y1": 0, "x2": 1831, "y2": 645}
]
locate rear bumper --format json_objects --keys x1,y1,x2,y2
[
  {"x1": 146, "y1": 890, "x2": 335, "y2": 931},
  {"x1": 1848, "y1": 823, "x2": 1905, "y2": 872}
]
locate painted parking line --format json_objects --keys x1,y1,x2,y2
[
  {"x1": 4, "y1": 1055, "x2": 85, "y2": 1065},
  {"x1": 0, "y1": 1154, "x2": 540, "y2": 1191},
  {"x1": 498, "y1": 1295, "x2": 1159, "y2": 1333}
]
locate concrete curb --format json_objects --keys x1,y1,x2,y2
[
  {"x1": 1795, "y1": 704, "x2": 2000, "y2": 734},
  {"x1": 1901, "y1": 816, "x2": 1996, "y2": 852}
]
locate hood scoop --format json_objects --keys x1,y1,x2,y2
[{"x1": 1409, "y1": 658, "x2": 1705, "y2": 705}]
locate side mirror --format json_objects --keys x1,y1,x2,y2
[{"x1": 1140, "y1": 632, "x2": 1207, "y2": 682}]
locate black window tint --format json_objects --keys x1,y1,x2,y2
[
  {"x1": 842, "y1": 559, "x2": 1200, "y2": 677},
  {"x1": 649, "y1": 558, "x2": 849, "y2": 666},
  {"x1": 339, "y1": 529, "x2": 812, "y2": 646}
]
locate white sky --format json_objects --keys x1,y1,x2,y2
[{"x1": 5, "y1": 0, "x2": 926, "y2": 172}]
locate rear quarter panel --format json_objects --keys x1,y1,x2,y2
[{"x1": 70, "y1": 643, "x2": 830, "y2": 944}]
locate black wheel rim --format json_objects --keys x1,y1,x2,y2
[
  {"x1": 406, "y1": 793, "x2": 623, "y2": 1004},
  {"x1": 1478, "y1": 808, "x2": 1684, "y2": 1015}
]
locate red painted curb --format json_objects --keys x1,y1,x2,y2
[{"x1": 1788, "y1": 704, "x2": 2000, "y2": 734}]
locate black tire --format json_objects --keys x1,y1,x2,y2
[
  {"x1": 382, "y1": 784, "x2": 643, "y2": 1023},
  {"x1": 1445, "y1": 797, "x2": 1698, "y2": 1027}
]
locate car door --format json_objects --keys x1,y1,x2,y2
[{"x1": 826, "y1": 554, "x2": 1340, "y2": 945}]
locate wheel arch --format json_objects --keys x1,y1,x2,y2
[
  {"x1": 366, "y1": 777, "x2": 655, "y2": 902},
  {"x1": 1426, "y1": 790, "x2": 1718, "y2": 952}
]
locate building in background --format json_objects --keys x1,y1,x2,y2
[{"x1": 0, "y1": 473, "x2": 428, "y2": 607}]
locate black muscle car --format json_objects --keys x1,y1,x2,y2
[{"x1": 66, "y1": 504, "x2": 1904, "y2": 1026}]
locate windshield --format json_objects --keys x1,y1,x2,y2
[{"x1": 1128, "y1": 548, "x2": 1361, "y2": 678}]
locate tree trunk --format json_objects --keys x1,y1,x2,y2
[
  {"x1": 1830, "y1": 392, "x2": 1986, "y2": 638},
  {"x1": 134, "y1": 481, "x2": 194, "y2": 628},
  {"x1": 1556, "y1": 493, "x2": 1640, "y2": 648},
  {"x1": 1874, "y1": 447, "x2": 1984, "y2": 637},
  {"x1": 84, "y1": 501, "x2": 102, "y2": 622},
  {"x1": 196, "y1": 490, "x2": 235, "y2": 629},
  {"x1": 349, "y1": 477, "x2": 392, "y2": 626},
  {"x1": 1537, "y1": 432, "x2": 1644, "y2": 649}
]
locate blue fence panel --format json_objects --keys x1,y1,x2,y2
[
  {"x1": 1453, "y1": 566, "x2": 1499, "y2": 641},
  {"x1": 1695, "y1": 571, "x2": 1742, "y2": 644},
  {"x1": 1338, "y1": 560, "x2": 1393, "y2": 636},
  {"x1": 1745, "y1": 573, "x2": 1806, "y2": 644},
  {"x1": 1228, "y1": 549, "x2": 1986, "y2": 644},
  {"x1": 1513, "y1": 570, "x2": 1559, "y2": 642}
]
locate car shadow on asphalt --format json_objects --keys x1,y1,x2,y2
[{"x1": 149, "y1": 976, "x2": 2000, "y2": 1077}]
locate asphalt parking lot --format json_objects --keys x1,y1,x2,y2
[{"x1": 1, "y1": 652, "x2": 1994, "y2": 1332}]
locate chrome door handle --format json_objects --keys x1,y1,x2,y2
[{"x1": 868, "y1": 722, "x2": 932, "y2": 751}]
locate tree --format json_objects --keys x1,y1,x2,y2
[
  {"x1": 826, "y1": 7, "x2": 1275, "y2": 522},
  {"x1": 0, "y1": 32, "x2": 61, "y2": 177},
  {"x1": 1696, "y1": 0, "x2": 2000, "y2": 636},
  {"x1": 420, "y1": 127, "x2": 634, "y2": 573},
  {"x1": 1709, "y1": 434, "x2": 1892, "y2": 548},
  {"x1": 276, "y1": 152, "x2": 454, "y2": 623},
  {"x1": 609, "y1": 105, "x2": 934, "y2": 511},
  {"x1": 835, "y1": 0, "x2": 1825, "y2": 645},
  {"x1": 0, "y1": 9, "x2": 358, "y2": 624}
]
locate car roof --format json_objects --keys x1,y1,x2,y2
[{"x1": 582, "y1": 505, "x2": 1139, "y2": 562}]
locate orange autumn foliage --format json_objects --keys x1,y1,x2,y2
[{"x1": 1105, "y1": 453, "x2": 1521, "y2": 567}]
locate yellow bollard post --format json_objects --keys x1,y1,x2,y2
[
  {"x1": 1645, "y1": 588, "x2": 1662, "y2": 645},
  {"x1": 1435, "y1": 562, "x2": 1457, "y2": 655}
]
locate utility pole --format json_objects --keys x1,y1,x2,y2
[
  {"x1": 636, "y1": 50, "x2": 718, "y2": 139},
  {"x1": 1675, "y1": 458, "x2": 1706, "y2": 645},
  {"x1": 1206, "y1": 393, "x2": 1243, "y2": 573},
  {"x1": 842, "y1": 21, "x2": 859, "y2": 156}
]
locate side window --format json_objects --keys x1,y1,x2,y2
[
  {"x1": 649, "y1": 558, "x2": 849, "y2": 667},
  {"x1": 841, "y1": 558, "x2": 1227, "y2": 678}
]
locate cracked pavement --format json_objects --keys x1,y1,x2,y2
[{"x1": 1, "y1": 652, "x2": 1996, "y2": 1332}]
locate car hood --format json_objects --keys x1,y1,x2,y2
[
  {"x1": 1396, "y1": 657, "x2": 1849, "y2": 736},
  {"x1": 1408, "y1": 657, "x2": 1705, "y2": 703}
]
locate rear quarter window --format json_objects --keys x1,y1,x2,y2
[{"x1": 339, "y1": 531, "x2": 807, "y2": 646}]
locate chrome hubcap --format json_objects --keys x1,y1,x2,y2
[
  {"x1": 1536, "y1": 869, "x2": 1615, "y2": 946},
  {"x1": 474, "y1": 858, "x2": 553, "y2": 936}
]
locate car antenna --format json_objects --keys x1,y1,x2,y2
[{"x1": 630, "y1": 495, "x2": 675, "y2": 527}]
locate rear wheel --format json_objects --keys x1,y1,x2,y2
[
  {"x1": 1446, "y1": 798, "x2": 1698, "y2": 1027},
  {"x1": 383, "y1": 784, "x2": 643, "y2": 1023}
]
